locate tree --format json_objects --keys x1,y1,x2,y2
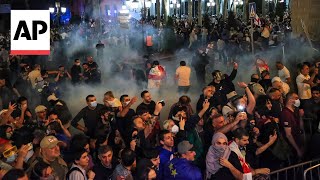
[
  {"x1": 198, "y1": 0, "x2": 202, "y2": 26},
  {"x1": 156, "y1": 0, "x2": 161, "y2": 27},
  {"x1": 188, "y1": 0, "x2": 193, "y2": 23},
  {"x1": 203, "y1": 14, "x2": 211, "y2": 29},
  {"x1": 216, "y1": 0, "x2": 220, "y2": 16},
  {"x1": 275, "y1": 2, "x2": 285, "y2": 21},
  {"x1": 243, "y1": 0, "x2": 249, "y2": 22},
  {"x1": 223, "y1": 0, "x2": 228, "y2": 21},
  {"x1": 227, "y1": 11, "x2": 237, "y2": 28}
]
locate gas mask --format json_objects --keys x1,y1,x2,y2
[{"x1": 213, "y1": 71, "x2": 224, "y2": 81}]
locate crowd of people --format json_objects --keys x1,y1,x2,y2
[{"x1": 0, "y1": 10, "x2": 319, "y2": 180}]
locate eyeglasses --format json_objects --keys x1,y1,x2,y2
[{"x1": 2, "y1": 146, "x2": 18, "y2": 158}]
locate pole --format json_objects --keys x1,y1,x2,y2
[
  {"x1": 250, "y1": 18, "x2": 254, "y2": 55},
  {"x1": 98, "y1": 0, "x2": 102, "y2": 33},
  {"x1": 282, "y1": 44, "x2": 285, "y2": 63}
]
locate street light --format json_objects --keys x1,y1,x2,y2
[
  {"x1": 49, "y1": 7, "x2": 55, "y2": 13},
  {"x1": 145, "y1": 0, "x2": 152, "y2": 19},
  {"x1": 265, "y1": 0, "x2": 272, "y2": 15},
  {"x1": 233, "y1": 0, "x2": 243, "y2": 15},
  {"x1": 145, "y1": 0, "x2": 152, "y2": 8},
  {"x1": 206, "y1": 0, "x2": 215, "y2": 15},
  {"x1": 49, "y1": 1, "x2": 67, "y2": 26},
  {"x1": 151, "y1": 0, "x2": 156, "y2": 18},
  {"x1": 131, "y1": 0, "x2": 139, "y2": 9},
  {"x1": 61, "y1": 7, "x2": 66, "y2": 13}
]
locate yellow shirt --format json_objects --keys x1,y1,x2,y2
[
  {"x1": 176, "y1": 66, "x2": 191, "y2": 86},
  {"x1": 28, "y1": 70, "x2": 41, "y2": 88}
]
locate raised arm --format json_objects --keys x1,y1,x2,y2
[{"x1": 238, "y1": 82, "x2": 256, "y2": 114}]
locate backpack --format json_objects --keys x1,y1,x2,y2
[{"x1": 66, "y1": 167, "x2": 86, "y2": 180}]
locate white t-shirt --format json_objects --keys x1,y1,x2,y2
[
  {"x1": 176, "y1": 66, "x2": 191, "y2": 86},
  {"x1": 278, "y1": 66, "x2": 290, "y2": 82},
  {"x1": 282, "y1": 82, "x2": 290, "y2": 96},
  {"x1": 296, "y1": 73, "x2": 311, "y2": 99}
]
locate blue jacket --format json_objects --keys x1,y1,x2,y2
[
  {"x1": 158, "y1": 147, "x2": 174, "y2": 180},
  {"x1": 163, "y1": 158, "x2": 202, "y2": 180}
]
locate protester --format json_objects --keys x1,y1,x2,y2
[{"x1": 0, "y1": 9, "x2": 319, "y2": 180}]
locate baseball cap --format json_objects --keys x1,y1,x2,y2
[
  {"x1": 227, "y1": 91, "x2": 242, "y2": 102},
  {"x1": 40, "y1": 136, "x2": 62, "y2": 149},
  {"x1": 271, "y1": 76, "x2": 282, "y2": 83},
  {"x1": 35, "y1": 105, "x2": 47, "y2": 113},
  {"x1": 0, "y1": 109, "x2": 8, "y2": 116},
  {"x1": 47, "y1": 94, "x2": 59, "y2": 102},
  {"x1": 177, "y1": 141, "x2": 194, "y2": 154}
]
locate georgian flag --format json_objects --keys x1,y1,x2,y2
[{"x1": 254, "y1": 14, "x2": 261, "y2": 27}]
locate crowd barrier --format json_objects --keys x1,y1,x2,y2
[
  {"x1": 268, "y1": 158, "x2": 320, "y2": 180},
  {"x1": 304, "y1": 164, "x2": 320, "y2": 180}
]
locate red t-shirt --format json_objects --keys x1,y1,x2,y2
[{"x1": 280, "y1": 107, "x2": 303, "y2": 146}]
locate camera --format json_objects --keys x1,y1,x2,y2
[{"x1": 159, "y1": 100, "x2": 165, "y2": 107}]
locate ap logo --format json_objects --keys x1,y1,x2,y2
[{"x1": 11, "y1": 10, "x2": 50, "y2": 55}]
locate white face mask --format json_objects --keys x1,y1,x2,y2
[
  {"x1": 124, "y1": 101, "x2": 130, "y2": 106},
  {"x1": 90, "y1": 101, "x2": 97, "y2": 107},
  {"x1": 293, "y1": 99, "x2": 300, "y2": 107},
  {"x1": 107, "y1": 99, "x2": 115, "y2": 106},
  {"x1": 171, "y1": 125, "x2": 179, "y2": 134}
]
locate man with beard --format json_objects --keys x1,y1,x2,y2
[
  {"x1": 70, "y1": 59, "x2": 82, "y2": 85},
  {"x1": 86, "y1": 56, "x2": 98, "y2": 70},
  {"x1": 268, "y1": 87, "x2": 283, "y2": 119},
  {"x1": 302, "y1": 86, "x2": 320, "y2": 133},
  {"x1": 136, "y1": 90, "x2": 156, "y2": 115},
  {"x1": 208, "y1": 62, "x2": 238, "y2": 105},
  {"x1": 229, "y1": 128, "x2": 270, "y2": 179}
]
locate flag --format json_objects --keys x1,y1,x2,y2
[{"x1": 254, "y1": 14, "x2": 261, "y2": 27}]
